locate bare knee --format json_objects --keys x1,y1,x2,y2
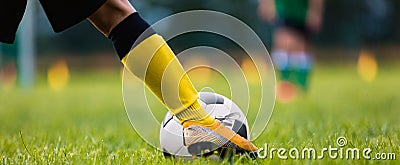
[
  {"x1": 273, "y1": 27, "x2": 293, "y2": 51},
  {"x1": 88, "y1": 0, "x2": 136, "y2": 36},
  {"x1": 274, "y1": 27, "x2": 307, "y2": 52}
]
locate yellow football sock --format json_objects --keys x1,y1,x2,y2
[{"x1": 122, "y1": 34, "x2": 214, "y2": 125}]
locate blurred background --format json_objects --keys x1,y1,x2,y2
[
  {"x1": 0, "y1": 0, "x2": 399, "y2": 91},
  {"x1": 1, "y1": 0, "x2": 399, "y2": 163}
]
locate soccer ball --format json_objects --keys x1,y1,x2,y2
[{"x1": 159, "y1": 92, "x2": 249, "y2": 159}]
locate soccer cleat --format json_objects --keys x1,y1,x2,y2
[{"x1": 183, "y1": 120, "x2": 258, "y2": 158}]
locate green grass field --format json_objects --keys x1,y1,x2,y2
[{"x1": 0, "y1": 63, "x2": 399, "y2": 164}]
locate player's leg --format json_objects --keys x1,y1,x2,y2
[
  {"x1": 86, "y1": 0, "x2": 258, "y2": 154},
  {"x1": 274, "y1": 25, "x2": 313, "y2": 92},
  {"x1": 271, "y1": 27, "x2": 292, "y2": 81},
  {"x1": 286, "y1": 29, "x2": 313, "y2": 90},
  {"x1": 87, "y1": 0, "x2": 212, "y2": 125},
  {"x1": 272, "y1": 27, "x2": 299, "y2": 101},
  {"x1": 87, "y1": 0, "x2": 135, "y2": 36}
]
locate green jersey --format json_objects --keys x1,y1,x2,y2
[{"x1": 275, "y1": 0, "x2": 309, "y2": 24}]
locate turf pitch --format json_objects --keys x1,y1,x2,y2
[{"x1": 0, "y1": 63, "x2": 399, "y2": 164}]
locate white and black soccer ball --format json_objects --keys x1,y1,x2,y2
[{"x1": 159, "y1": 92, "x2": 249, "y2": 158}]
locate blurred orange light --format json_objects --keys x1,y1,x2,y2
[
  {"x1": 48, "y1": 58, "x2": 70, "y2": 91},
  {"x1": 241, "y1": 58, "x2": 260, "y2": 84},
  {"x1": 0, "y1": 63, "x2": 17, "y2": 91},
  {"x1": 184, "y1": 56, "x2": 211, "y2": 84},
  {"x1": 357, "y1": 50, "x2": 378, "y2": 82}
]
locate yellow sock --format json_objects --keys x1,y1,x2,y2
[{"x1": 122, "y1": 34, "x2": 214, "y2": 125}]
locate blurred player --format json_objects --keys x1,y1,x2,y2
[
  {"x1": 1, "y1": 0, "x2": 257, "y2": 156},
  {"x1": 258, "y1": 0, "x2": 324, "y2": 101}
]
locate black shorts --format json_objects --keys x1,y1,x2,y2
[
  {"x1": 276, "y1": 18, "x2": 311, "y2": 38},
  {"x1": 0, "y1": 0, "x2": 107, "y2": 44}
]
